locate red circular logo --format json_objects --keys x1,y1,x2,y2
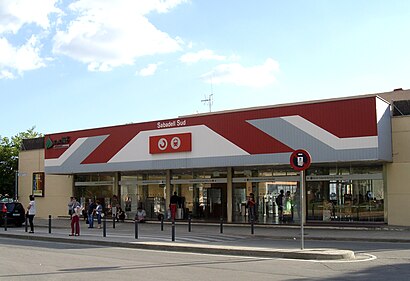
[{"x1": 290, "y1": 149, "x2": 311, "y2": 171}]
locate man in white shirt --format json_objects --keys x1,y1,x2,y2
[{"x1": 27, "y1": 195, "x2": 36, "y2": 233}]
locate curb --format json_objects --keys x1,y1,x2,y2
[{"x1": 0, "y1": 232, "x2": 355, "y2": 261}]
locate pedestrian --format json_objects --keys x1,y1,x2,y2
[
  {"x1": 111, "y1": 195, "x2": 119, "y2": 219},
  {"x1": 87, "y1": 199, "x2": 96, "y2": 228},
  {"x1": 117, "y1": 207, "x2": 125, "y2": 222},
  {"x1": 276, "y1": 190, "x2": 285, "y2": 222},
  {"x1": 247, "y1": 193, "x2": 256, "y2": 222},
  {"x1": 67, "y1": 197, "x2": 74, "y2": 217},
  {"x1": 26, "y1": 195, "x2": 36, "y2": 233},
  {"x1": 95, "y1": 200, "x2": 103, "y2": 229},
  {"x1": 135, "y1": 206, "x2": 146, "y2": 223},
  {"x1": 170, "y1": 192, "x2": 179, "y2": 220},
  {"x1": 70, "y1": 203, "x2": 82, "y2": 236}
]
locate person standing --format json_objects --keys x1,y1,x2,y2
[
  {"x1": 276, "y1": 190, "x2": 285, "y2": 222},
  {"x1": 87, "y1": 199, "x2": 96, "y2": 228},
  {"x1": 95, "y1": 200, "x2": 103, "y2": 229},
  {"x1": 26, "y1": 195, "x2": 36, "y2": 233},
  {"x1": 70, "y1": 203, "x2": 82, "y2": 236},
  {"x1": 170, "y1": 192, "x2": 179, "y2": 221},
  {"x1": 67, "y1": 197, "x2": 74, "y2": 217},
  {"x1": 247, "y1": 193, "x2": 256, "y2": 222}
]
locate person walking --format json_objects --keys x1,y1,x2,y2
[
  {"x1": 26, "y1": 195, "x2": 36, "y2": 233},
  {"x1": 70, "y1": 203, "x2": 82, "y2": 236}
]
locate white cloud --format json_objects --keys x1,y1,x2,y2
[
  {"x1": 180, "y1": 49, "x2": 226, "y2": 64},
  {"x1": 0, "y1": 0, "x2": 60, "y2": 34},
  {"x1": 201, "y1": 58, "x2": 280, "y2": 88},
  {"x1": 0, "y1": 69, "x2": 14, "y2": 79},
  {"x1": 0, "y1": 36, "x2": 46, "y2": 78},
  {"x1": 53, "y1": 0, "x2": 187, "y2": 71},
  {"x1": 137, "y1": 63, "x2": 160, "y2": 77},
  {"x1": 0, "y1": 0, "x2": 59, "y2": 78}
]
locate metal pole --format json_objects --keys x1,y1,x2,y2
[
  {"x1": 113, "y1": 215, "x2": 116, "y2": 229},
  {"x1": 188, "y1": 215, "x2": 191, "y2": 232},
  {"x1": 15, "y1": 171, "x2": 18, "y2": 201},
  {"x1": 220, "y1": 217, "x2": 223, "y2": 234},
  {"x1": 161, "y1": 216, "x2": 164, "y2": 231},
  {"x1": 48, "y1": 215, "x2": 52, "y2": 234},
  {"x1": 134, "y1": 220, "x2": 138, "y2": 239},
  {"x1": 251, "y1": 218, "x2": 254, "y2": 235},
  {"x1": 103, "y1": 215, "x2": 106, "y2": 237},
  {"x1": 4, "y1": 214, "x2": 7, "y2": 231},
  {"x1": 171, "y1": 220, "x2": 175, "y2": 241},
  {"x1": 300, "y1": 170, "x2": 305, "y2": 250},
  {"x1": 25, "y1": 216, "x2": 28, "y2": 232}
]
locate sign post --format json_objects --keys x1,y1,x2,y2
[{"x1": 290, "y1": 149, "x2": 311, "y2": 250}]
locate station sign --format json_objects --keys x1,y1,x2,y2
[{"x1": 149, "y1": 133, "x2": 192, "y2": 154}]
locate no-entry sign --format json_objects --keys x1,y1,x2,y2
[{"x1": 290, "y1": 149, "x2": 311, "y2": 171}]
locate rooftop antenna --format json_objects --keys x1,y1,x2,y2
[{"x1": 201, "y1": 78, "x2": 214, "y2": 112}]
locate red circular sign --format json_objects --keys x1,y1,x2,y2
[{"x1": 290, "y1": 149, "x2": 311, "y2": 171}]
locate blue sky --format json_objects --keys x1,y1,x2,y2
[{"x1": 1, "y1": 0, "x2": 409, "y2": 138}]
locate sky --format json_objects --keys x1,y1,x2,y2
[{"x1": 1, "y1": 0, "x2": 409, "y2": 138}]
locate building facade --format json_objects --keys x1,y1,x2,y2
[{"x1": 18, "y1": 90, "x2": 410, "y2": 226}]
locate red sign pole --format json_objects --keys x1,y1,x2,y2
[
  {"x1": 289, "y1": 149, "x2": 311, "y2": 250},
  {"x1": 300, "y1": 170, "x2": 305, "y2": 250}
]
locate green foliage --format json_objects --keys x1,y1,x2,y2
[{"x1": 0, "y1": 127, "x2": 43, "y2": 196}]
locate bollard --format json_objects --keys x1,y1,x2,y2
[
  {"x1": 134, "y1": 220, "x2": 138, "y2": 239},
  {"x1": 188, "y1": 215, "x2": 191, "y2": 232},
  {"x1": 220, "y1": 217, "x2": 223, "y2": 234},
  {"x1": 113, "y1": 216, "x2": 116, "y2": 229},
  {"x1": 48, "y1": 215, "x2": 52, "y2": 234},
  {"x1": 4, "y1": 214, "x2": 7, "y2": 231},
  {"x1": 161, "y1": 216, "x2": 164, "y2": 231},
  {"x1": 103, "y1": 215, "x2": 106, "y2": 237},
  {"x1": 25, "y1": 216, "x2": 28, "y2": 232},
  {"x1": 251, "y1": 218, "x2": 254, "y2": 235},
  {"x1": 171, "y1": 220, "x2": 175, "y2": 241}
]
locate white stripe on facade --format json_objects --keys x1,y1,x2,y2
[
  {"x1": 108, "y1": 125, "x2": 249, "y2": 163},
  {"x1": 281, "y1": 115, "x2": 378, "y2": 149}
]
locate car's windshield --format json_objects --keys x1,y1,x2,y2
[{"x1": 0, "y1": 203, "x2": 15, "y2": 212}]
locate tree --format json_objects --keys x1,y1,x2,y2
[{"x1": 0, "y1": 127, "x2": 43, "y2": 197}]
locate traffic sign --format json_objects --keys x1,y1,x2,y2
[{"x1": 290, "y1": 149, "x2": 311, "y2": 171}]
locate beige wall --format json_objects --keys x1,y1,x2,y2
[
  {"x1": 18, "y1": 149, "x2": 73, "y2": 219},
  {"x1": 386, "y1": 116, "x2": 410, "y2": 226}
]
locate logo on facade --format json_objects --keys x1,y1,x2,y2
[
  {"x1": 45, "y1": 136, "x2": 71, "y2": 149},
  {"x1": 171, "y1": 137, "x2": 181, "y2": 149},
  {"x1": 158, "y1": 138, "x2": 168, "y2": 151},
  {"x1": 150, "y1": 133, "x2": 191, "y2": 154}
]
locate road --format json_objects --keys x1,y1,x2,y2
[{"x1": 1, "y1": 237, "x2": 410, "y2": 280}]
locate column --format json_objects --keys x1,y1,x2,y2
[{"x1": 227, "y1": 167, "x2": 233, "y2": 223}]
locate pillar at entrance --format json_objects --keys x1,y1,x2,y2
[{"x1": 227, "y1": 167, "x2": 233, "y2": 223}]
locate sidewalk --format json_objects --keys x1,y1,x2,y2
[{"x1": 1, "y1": 218, "x2": 409, "y2": 260}]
